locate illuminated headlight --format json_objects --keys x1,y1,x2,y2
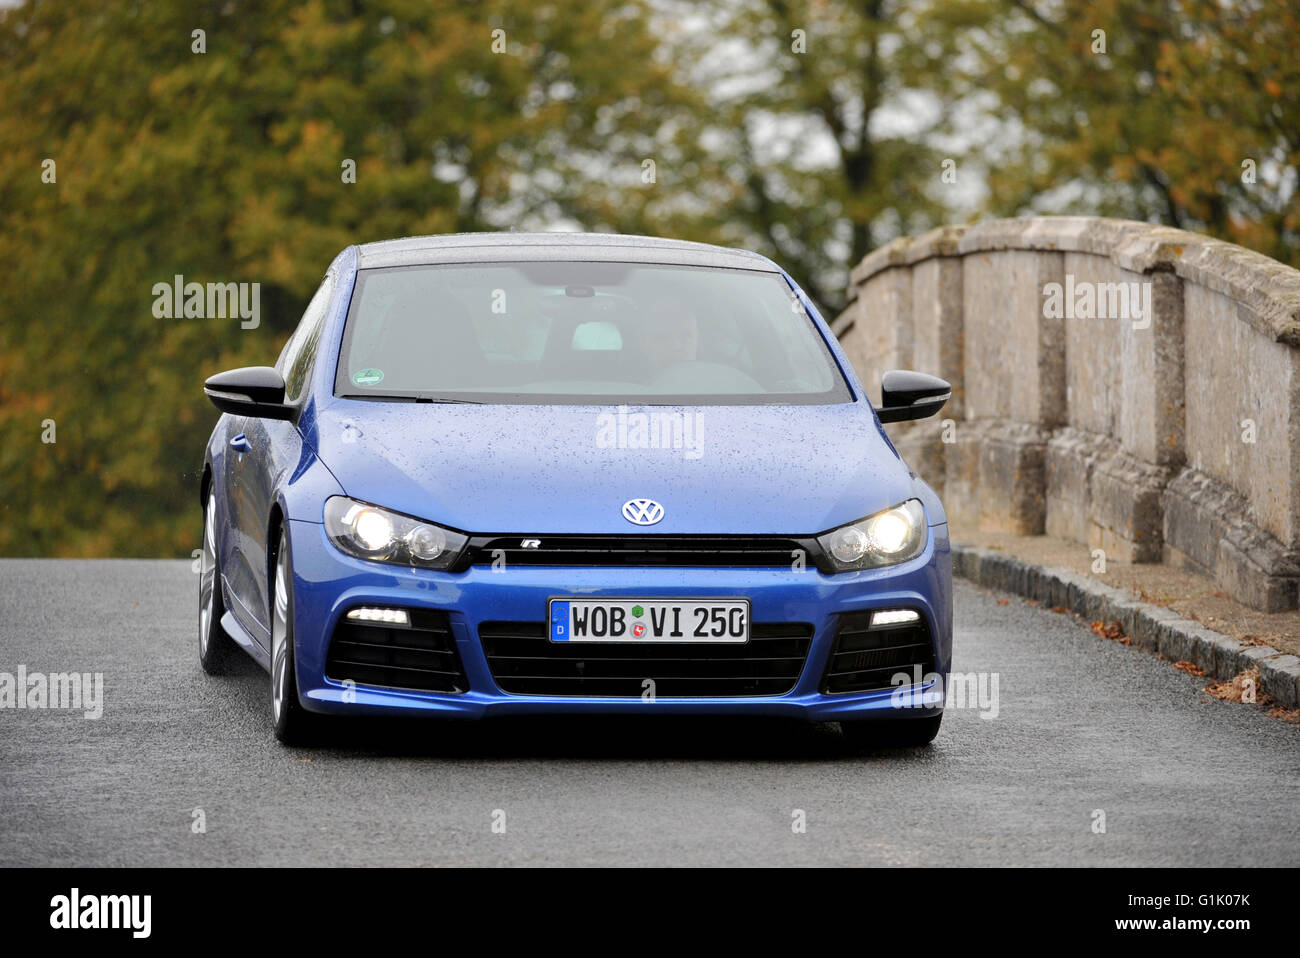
[
  {"x1": 817, "y1": 499, "x2": 927, "y2": 571},
  {"x1": 324, "y1": 496, "x2": 467, "y2": 570}
]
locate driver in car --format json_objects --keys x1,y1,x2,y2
[{"x1": 637, "y1": 300, "x2": 700, "y2": 374}]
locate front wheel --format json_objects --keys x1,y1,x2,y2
[
  {"x1": 840, "y1": 714, "x2": 942, "y2": 752},
  {"x1": 199, "y1": 492, "x2": 239, "y2": 675},
  {"x1": 270, "y1": 529, "x2": 319, "y2": 745}
]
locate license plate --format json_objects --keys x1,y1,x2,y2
[{"x1": 548, "y1": 598, "x2": 750, "y2": 644}]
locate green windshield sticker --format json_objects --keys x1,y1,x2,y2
[{"x1": 352, "y1": 368, "x2": 384, "y2": 386}]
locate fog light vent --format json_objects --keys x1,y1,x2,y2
[
  {"x1": 871, "y1": 609, "x2": 920, "y2": 628},
  {"x1": 346, "y1": 607, "x2": 410, "y2": 625}
]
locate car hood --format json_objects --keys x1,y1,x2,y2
[{"x1": 310, "y1": 400, "x2": 915, "y2": 535}]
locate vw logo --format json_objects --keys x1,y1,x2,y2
[{"x1": 621, "y1": 498, "x2": 664, "y2": 526}]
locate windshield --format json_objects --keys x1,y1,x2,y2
[{"x1": 333, "y1": 261, "x2": 851, "y2": 405}]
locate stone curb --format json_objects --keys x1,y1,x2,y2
[{"x1": 952, "y1": 543, "x2": 1300, "y2": 709}]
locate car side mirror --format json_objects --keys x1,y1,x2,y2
[
  {"x1": 876, "y1": 370, "x2": 951, "y2": 423},
  {"x1": 204, "y1": 366, "x2": 295, "y2": 421}
]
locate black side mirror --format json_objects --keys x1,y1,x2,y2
[
  {"x1": 204, "y1": 366, "x2": 295, "y2": 421},
  {"x1": 876, "y1": 370, "x2": 951, "y2": 423}
]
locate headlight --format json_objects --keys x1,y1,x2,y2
[
  {"x1": 323, "y1": 496, "x2": 468, "y2": 570},
  {"x1": 817, "y1": 499, "x2": 927, "y2": 571}
]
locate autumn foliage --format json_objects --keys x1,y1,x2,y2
[{"x1": 0, "y1": 0, "x2": 1294, "y2": 557}]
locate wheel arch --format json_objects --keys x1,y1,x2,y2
[
  {"x1": 266, "y1": 500, "x2": 287, "y2": 594},
  {"x1": 200, "y1": 461, "x2": 213, "y2": 509}
]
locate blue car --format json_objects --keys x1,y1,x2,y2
[{"x1": 198, "y1": 233, "x2": 953, "y2": 747}]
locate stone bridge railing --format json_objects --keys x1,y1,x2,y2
[{"x1": 832, "y1": 216, "x2": 1300, "y2": 612}]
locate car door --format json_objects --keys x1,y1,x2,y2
[
  {"x1": 219, "y1": 410, "x2": 253, "y2": 629},
  {"x1": 232, "y1": 270, "x2": 336, "y2": 647},
  {"x1": 208, "y1": 401, "x2": 248, "y2": 633}
]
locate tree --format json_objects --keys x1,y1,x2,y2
[
  {"x1": 2, "y1": 0, "x2": 1294, "y2": 557},
  {"x1": 0, "y1": 0, "x2": 703, "y2": 556},
  {"x1": 962, "y1": 0, "x2": 1299, "y2": 264},
  {"x1": 670, "y1": 0, "x2": 984, "y2": 310}
]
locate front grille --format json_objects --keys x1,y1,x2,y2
[
  {"x1": 325, "y1": 609, "x2": 468, "y2": 693},
  {"x1": 459, "y1": 535, "x2": 822, "y2": 571},
  {"x1": 821, "y1": 611, "x2": 934, "y2": 693},
  {"x1": 479, "y1": 620, "x2": 813, "y2": 697}
]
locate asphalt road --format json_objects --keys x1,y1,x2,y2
[{"x1": 1, "y1": 559, "x2": 1296, "y2": 867}]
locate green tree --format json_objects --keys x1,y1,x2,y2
[
  {"x1": 0, "y1": 0, "x2": 703, "y2": 556},
  {"x1": 673, "y1": 0, "x2": 983, "y2": 310},
  {"x1": 3, "y1": 0, "x2": 1295, "y2": 558},
  {"x1": 962, "y1": 0, "x2": 1299, "y2": 264}
]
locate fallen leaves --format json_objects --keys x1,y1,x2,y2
[
  {"x1": 1090, "y1": 620, "x2": 1129, "y2": 644},
  {"x1": 1135, "y1": 587, "x2": 1173, "y2": 607},
  {"x1": 1205, "y1": 668, "x2": 1267, "y2": 704},
  {"x1": 1201, "y1": 668, "x2": 1300, "y2": 721},
  {"x1": 1172, "y1": 660, "x2": 1205, "y2": 676}
]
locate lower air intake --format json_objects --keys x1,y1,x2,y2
[
  {"x1": 821, "y1": 610, "x2": 934, "y2": 694},
  {"x1": 325, "y1": 609, "x2": 467, "y2": 693},
  {"x1": 479, "y1": 620, "x2": 813, "y2": 697}
]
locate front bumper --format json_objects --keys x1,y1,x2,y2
[{"x1": 286, "y1": 518, "x2": 953, "y2": 721}]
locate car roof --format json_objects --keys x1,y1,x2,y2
[{"x1": 353, "y1": 231, "x2": 781, "y2": 273}]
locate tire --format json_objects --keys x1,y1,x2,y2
[
  {"x1": 270, "y1": 528, "x2": 319, "y2": 745},
  {"x1": 199, "y1": 492, "x2": 240, "y2": 675},
  {"x1": 840, "y1": 714, "x2": 942, "y2": 752}
]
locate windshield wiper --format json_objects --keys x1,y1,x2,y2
[{"x1": 338, "y1": 393, "x2": 484, "y2": 404}]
